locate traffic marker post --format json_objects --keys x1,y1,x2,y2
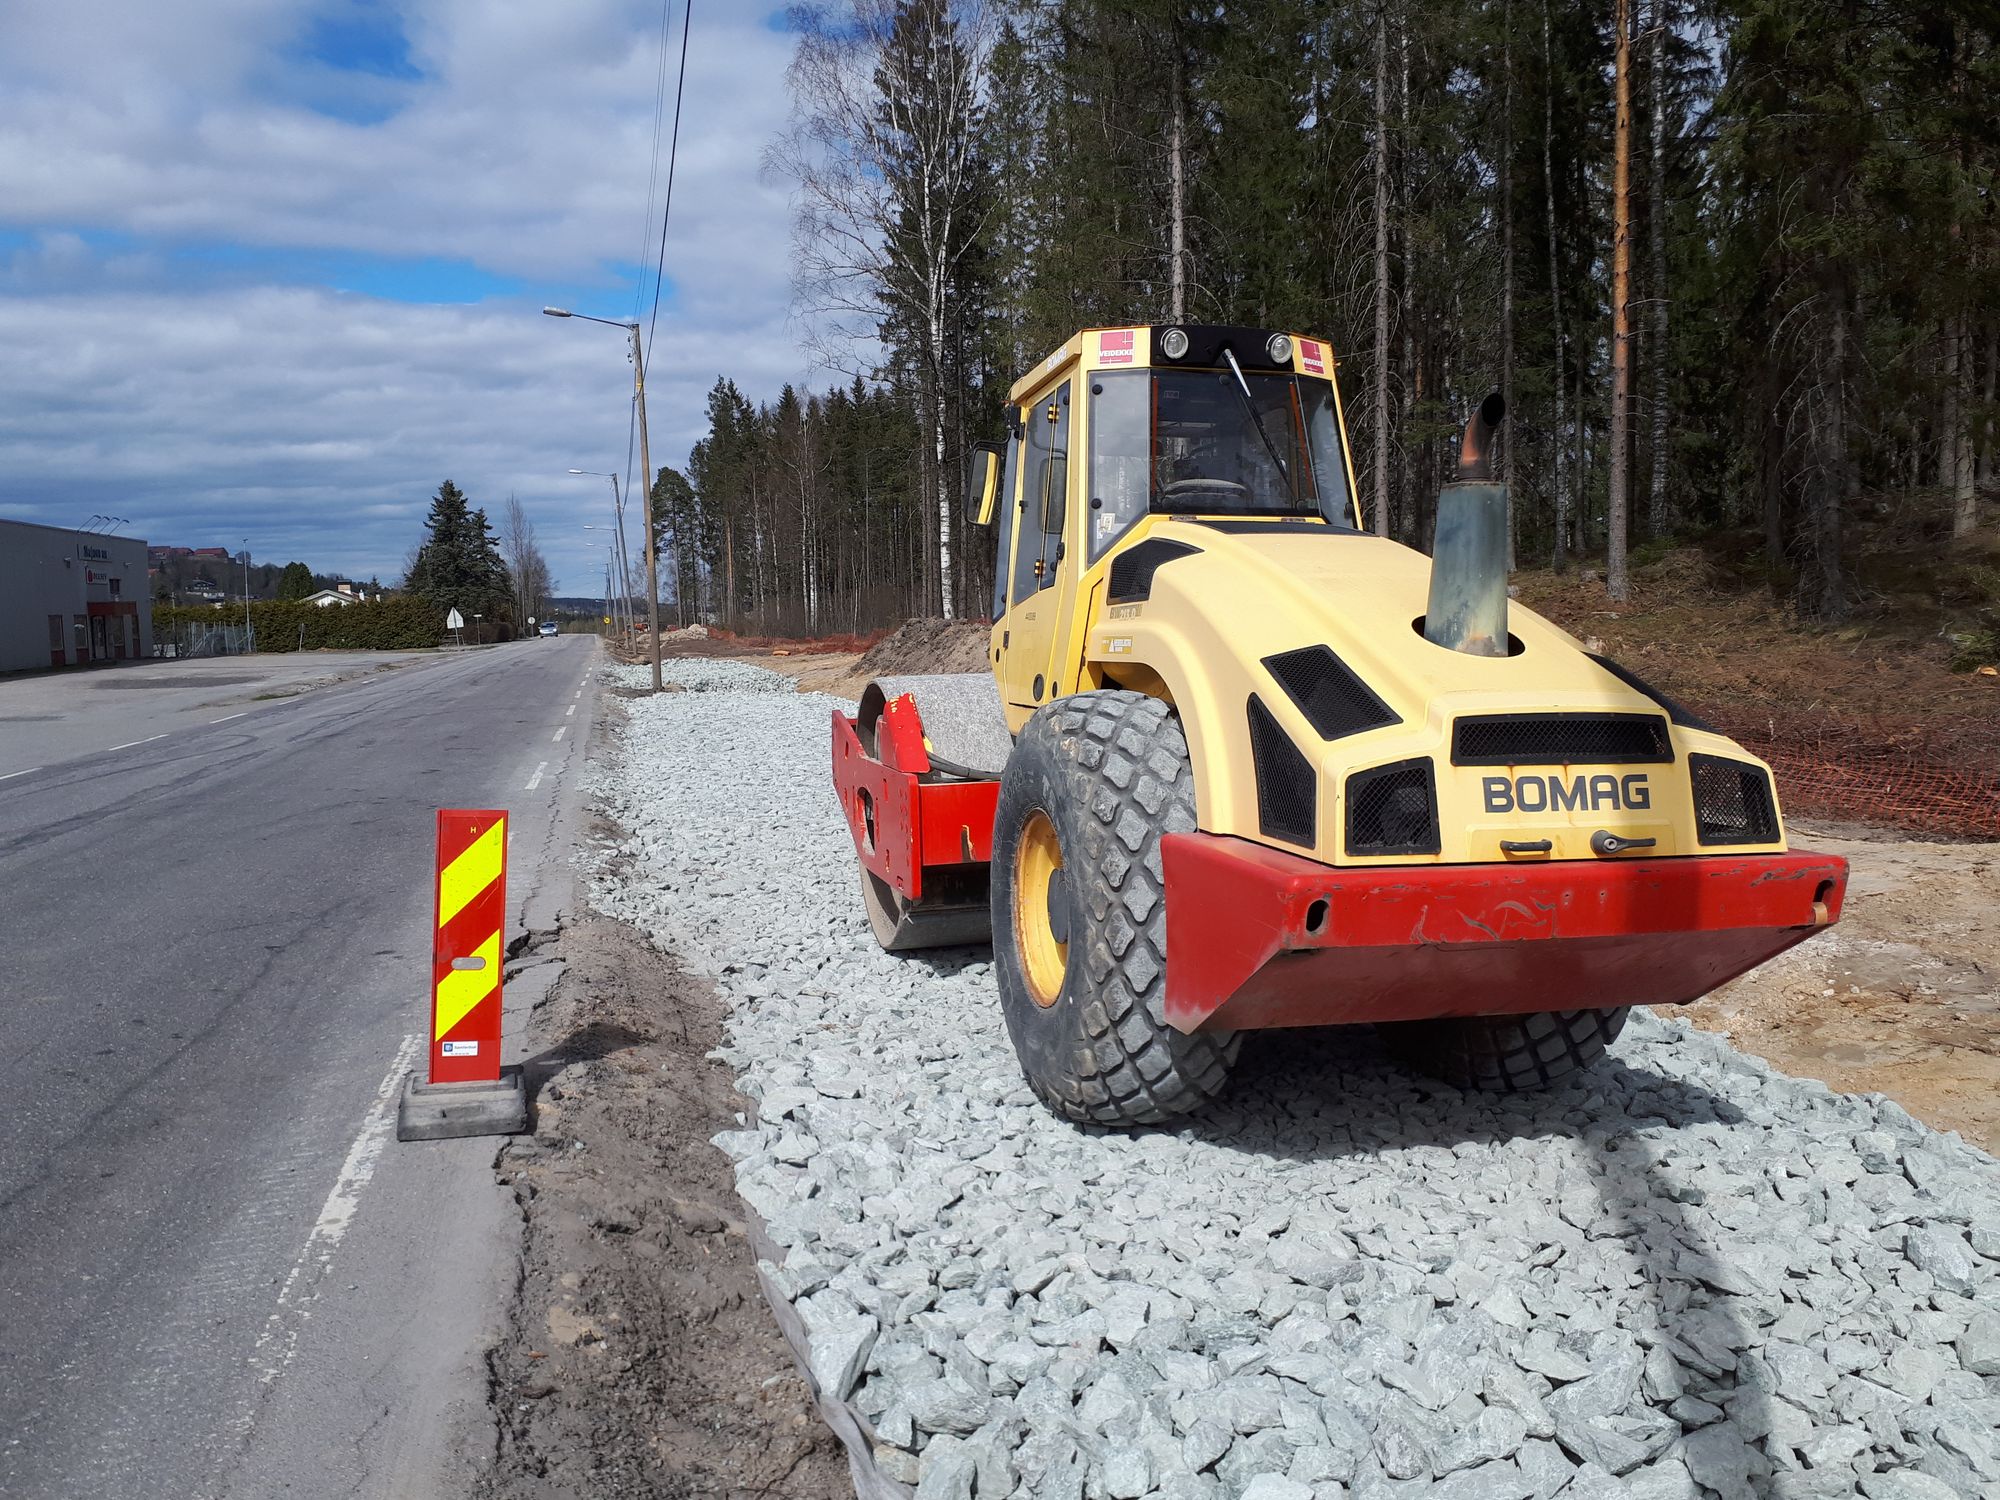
[{"x1": 396, "y1": 809, "x2": 528, "y2": 1141}]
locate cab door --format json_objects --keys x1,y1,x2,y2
[{"x1": 996, "y1": 378, "x2": 1073, "y2": 715}]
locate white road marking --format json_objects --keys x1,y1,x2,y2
[
  {"x1": 210, "y1": 712, "x2": 247, "y2": 724},
  {"x1": 248, "y1": 1032, "x2": 420, "y2": 1387},
  {"x1": 553, "y1": 726, "x2": 567, "y2": 742},
  {"x1": 565, "y1": 704, "x2": 575, "y2": 717},
  {"x1": 106, "y1": 734, "x2": 167, "y2": 752},
  {"x1": 0, "y1": 767, "x2": 41, "y2": 781},
  {"x1": 525, "y1": 761, "x2": 547, "y2": 791}
]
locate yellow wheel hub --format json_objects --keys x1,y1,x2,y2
[{"x1": 1013, "y1": 809, "x2": 1068, "y2": 1008}]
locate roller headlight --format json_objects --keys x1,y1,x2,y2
[
  {"x1": 1266, "y1": 333, "x2": 1293, "y2": 364},
  {"x1": 1159, "y1": 327, "x2": 1189, "y2": 360}
]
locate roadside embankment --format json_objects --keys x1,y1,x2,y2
[
  {"x1": 587, "y1": 657, "x2": 2000, "y2": 1499},
  {"x1": 480, "y1": 902, "x2": 848, "y2": 1498}
]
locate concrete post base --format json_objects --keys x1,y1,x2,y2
[{"x1": 395, "y1": 1066, "x2": 528, "y2": 1141}]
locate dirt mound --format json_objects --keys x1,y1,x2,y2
[{"x1": 854, "y1": 617, "x2": 990, "y2": 678}]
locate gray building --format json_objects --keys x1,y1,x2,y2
[{"x1": 0, "y1": 519, "x2": 152, "y2": 674}]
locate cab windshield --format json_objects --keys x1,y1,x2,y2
[{"x1": 1088, "y1": 368, "x2": 1354, "y2": 559}]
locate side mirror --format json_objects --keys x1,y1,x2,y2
[{"x1": 969, "y1": 444, "x2": 1003, "y2": 526}]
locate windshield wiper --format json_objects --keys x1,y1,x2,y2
[{"x1": 1222, "y1": 348, "x2": 1291, "y2": 488}]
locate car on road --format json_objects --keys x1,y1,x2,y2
[{"x1": 538, "y1": 621, "x2": 558, "y2": 638}]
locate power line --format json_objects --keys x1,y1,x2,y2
[
  {"x1": 631, "y1": 0, "x2": 676, "y2": 324},
  {"x1": 646, "y1": 0, "x2": 693, "y2": 362}
]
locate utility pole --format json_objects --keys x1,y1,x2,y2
[
  {"x1": 630, "y1": 325, "x2": 662, "y2": 691},
  {"x1": 542, "y1": 307, "x2": 662, "y2": 692},
  {"x1": 241, "y1": 538, "x2": 254, "y2": 654},
  {"x1": 610, "y1": 472, "x2": 636, "y2": 645}
]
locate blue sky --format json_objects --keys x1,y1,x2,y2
[{"x1": 0, "y1": 1, "x2": 810, "y2": 594}]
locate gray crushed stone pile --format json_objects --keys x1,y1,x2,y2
[{"x1": 588, "y1": 659, "x2": 2000, "y2": 1500}]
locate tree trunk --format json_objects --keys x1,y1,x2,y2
[
  {"x1": 1647, "y1": 0, "x2": 1672, "y2": 541},
  {"x1": 723, "y1": 513, "x2": 736, "y2": 632},
  {"x1": 1950, "y1": 314, "x2": 1976, "y2": 537},
  {"x1": 1543, "y1": 0, "x2": 1569, "y2": 569},
  {"x1": 1980, "y1": 322, "x2": 1996, "y2": 492},
  {"x1": 1607, "y1": 0, "x2": 1633, "y2": 602},
  {"x1": 1169, "y1": 48, "x2": 1186, "y2": 322},
  {"x1": 1501, "y1": 0, "x2": 1516, "y2": 569},
  {"x1": 1397, "y1": 8, "x2": 1414, "y2": 547},
  {"x1": 1811, "y1": 296, "x2": 1849, "y2": 620},
  {"x1": 1372, "y1": 0, "x2": 1392, "y2": 537}
]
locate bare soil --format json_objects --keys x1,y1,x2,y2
[
  {"x1": 1677, "y1": 826, "x2": 2000, "y2": 1154},
  {"x1": 478, "y1": 900, "x2": 847, "y2": 1500},
  {"x1": 759, "y1": 618, "x2": 990, "y2": 700}
]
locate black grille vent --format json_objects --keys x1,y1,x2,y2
[
  {"x1": 1106, "y1": 538, "x2": 1200, "y2": 604},
  {"x1": 1691, "y1": 754, "x2": 1780, "y2": 845},
  {"x1": 1346, "y1": 758, "x2": 1440, "y2": 856},
  {"x1": 1452, "y1": 713, "x2": 1674, "y2": 766},
  {"x1": 1247, "y1": 694, "x2": 1316, "y2": 847},
  {"x1": 1263, "y1": 646, "x2": 1401, "y2": 742},
  {"x1": 1587, "y1": 653, "x2": 1715, "y2": 732}
]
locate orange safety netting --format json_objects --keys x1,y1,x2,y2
[{"x1": 1719, "y1": 712, "x2": 2000, "y2": 841}]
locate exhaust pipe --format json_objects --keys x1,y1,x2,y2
[{"x1": 1424, "y1": 392, "x2": 1509, "y2": 657}]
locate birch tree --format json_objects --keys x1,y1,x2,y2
[{"x1": 774, "y1": 0, "x2": 996, "y2": 618}]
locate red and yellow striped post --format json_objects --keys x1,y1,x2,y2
[{"x1": 429, "y1": 809, "x2": 507, "y2": 1085}]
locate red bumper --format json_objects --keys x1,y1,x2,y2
[
  {"x1": 1160, "y1": 834, "x2": 1847, "y2": 1033},
  {"x1": 832, "y1": 707, "x2": 998, "y2": 902}
]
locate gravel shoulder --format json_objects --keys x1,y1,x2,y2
[{"x1": 588, "y1": 656, "x2": 2000, "y2": 1500}]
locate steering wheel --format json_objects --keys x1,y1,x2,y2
[{"x1": 1158, "y1": 477, "x2": 1249, "y2": 503}]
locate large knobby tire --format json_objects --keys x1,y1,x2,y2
[
  {"x1": 1377, "y1": 1007, "x2": 1631, "y2": 1092},
  {"x1": 990, "y1": 691, "x2": 1239, "y2": 1126}
]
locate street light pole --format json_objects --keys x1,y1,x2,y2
[
  {"x1": 571, "y1": 470, "x2": 636, "y2": 646},
  {"x1": 544, "y1": 307, "x2": 663, "y2": 693},
  {"x1": 584, "y1": 525, "x2": 628, "y2": 638},
  {"x1": 241, "y1": 537, "x2": 253, "y2": 654},
  {"x1": 610, "y1": 473, "x2": 635, "y2": 644}
]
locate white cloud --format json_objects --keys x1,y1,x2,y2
[{"x1": 0, "y1": 1, "x2": 824, "y2": 594}]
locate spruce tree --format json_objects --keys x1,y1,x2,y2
[
  {"x1": 406, "y1": 480, "x2": 513, "y2": 625},
  {"x1": 276, "y1": 561, "x2": 315, "y2": 600}
]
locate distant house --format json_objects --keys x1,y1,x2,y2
[
  {"x1": 191, "y1": 547, "x2": 230, "y2": 560},
  {"x1": 300, "y1": 583, "x2": 371, "y2": 607}
]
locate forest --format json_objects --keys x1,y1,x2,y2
[{"x1": 648, "y1": 0, "x2": 1996, "y2": 641}]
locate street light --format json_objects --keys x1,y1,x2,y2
[
  {"x1": 240, "y1": 537, "x2": 254, "y2": 654},
  {"x1": 571, "y1": 468, "x2": 635, "y2": 644},
  {"x1": 580, "y1": 538, "x2": 617, "y2": 637},
  {"x1": 582, "y1": 525, "x2": 629, "y2": 640},
  {"x1": 544, "y1": 306, "x2": 662, "y2": 692}
]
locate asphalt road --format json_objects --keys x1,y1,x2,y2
[
  {"x1": 0, "y1": 649, "x2": 452, "y2": 779},
  {"x1": 0, "y1": 635, "x2": 598, "y2": 1499}
]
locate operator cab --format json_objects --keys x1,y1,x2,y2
[{"x1": 974, "y1": 324, "x2": 1361, "y2": 719}]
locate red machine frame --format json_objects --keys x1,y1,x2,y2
[
  {"x1": 832, "y1": 697, "x2": 998, "y2": 903},
  {"x1": 1158, "y1": 835, "x2": 1847, "y2": 1033},
  {"x1": 835, "y1": 692, "x2": 1849, "y2": 1034}
]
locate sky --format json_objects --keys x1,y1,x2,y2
[{"x1": 0, "y1": 0, "x2": 813, "y2": 596}]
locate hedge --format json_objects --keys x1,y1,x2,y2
[{"x1": 153, "y1": 597, "x2": 453, "y2": 652}]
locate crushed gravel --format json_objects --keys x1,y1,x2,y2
[{"x1": 588, "y1": 658, "x2": 2000, "y2": 1500}]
